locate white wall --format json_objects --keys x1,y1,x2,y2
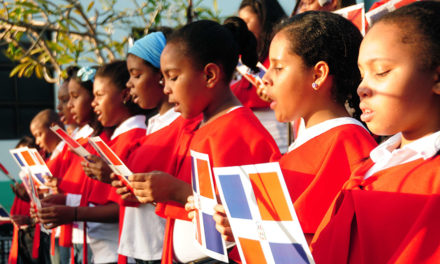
[{"x1": 0, "y1": 140, "x2": 21, "y2": 181}]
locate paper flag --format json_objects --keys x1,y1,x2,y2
[
  {"x1": 88, "y1": 136, "x2": 134, "y2": 192},
  {"x1": 334, "y1": 3, "x2": 366, "y2": 35},
  {"x1": 190, "y1": 150, "x2": 228, "y2": 263},
  {"x1": 213, "y1": 162, "x2": 314, "y2": 264},
  {"x1": 50, "y1": 125, "x2": 91, "y2": 158},
  {"x1": 236, "y1": 61, "x2": 267, "y2": 90},
  {"x1": 9, "y1": 148, "x2": 50, "y2": 188},
  {"x1": 366, "y1": 0, "x2": 418, "y2": 28}
]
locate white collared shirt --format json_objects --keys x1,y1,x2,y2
[
  {"x1": 73, "y1": 124, "x2": 94, "y2": 140},
  {"x1": 146, "y1": 108, "x2": 180, "y2": 135},
  {"x1": 288, "y1": 117, "x2": 367, "y2": 152},
  {"x1": 111, "y1": 115, "x2": 147, "y2": 140},
  {"x1": 364, "y1": 131, "x2": 440, "y2": 179}
]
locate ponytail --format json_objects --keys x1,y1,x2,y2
[{"x1": 223, "y1": 16, "x2": 258, "y2": 72}]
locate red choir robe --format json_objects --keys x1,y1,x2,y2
[
  {"x1": 280, "y1": 123, "x2": 377, "y2": 234},
  {"x1": 230, "y1": 58, "x2": 271, "y2": 109},
  {"x1": 9, "y1": 195, "x2": 31, "y2": 264},
  {"x1": 311, "y1": 155, "x2": 440, "y2": 264},
  {"x1": 80, "y1": 125, "x2": 146, "y2": 264},
  {"x1": 115, "y1": 116, "x2": 201, "y2": 264},
  {"x1": 161, "y1": 107, "x2": 281, "y2": 264}
]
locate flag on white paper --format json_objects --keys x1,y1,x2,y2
[
  {"x1": 334, "y1": 3, "x2": 366, "y2": 35},
  {"x1": 190, "y1": 150, "x2": 229, "y2": 263},
  {"x1": 88, "y1": 136, "x2": 134, "y2": 192},
  {"x1": 366, "y1": 0, "x2": 418, "y2": 28},
  {"x1": 9, "y1": 147, "x2": 51, "y2": 188},
  {"x1": 50, "y1": 125, "x2": 91, "y2": 158},
  {"x1": 213, "y1": 162, "x2": 314, "y2": 264}
]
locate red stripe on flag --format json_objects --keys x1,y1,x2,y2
[
  {"x1": 21, "y1": 151, "x2": 36, "y2": 166},
  {"x1": 56, "y1": 128, "x2": 80, "y2": 148},
  {"x1": 238, "y1": 237, "x2": 266, "y2": 264},
  {"x1": 95, "y1": 141, "x2": 122, "y2": 166},
  {"x1": 32, "y1": 150, "x2": 45, "y2": 165},
  {"x1": 394, "y1": 0, "x2": 417, "y2": 9},
  {"x1": 196, "y1": 159, "x2": 214, "y2": 199},
  {"x1": 348, "y1": 9, "x2": 362, "y2": 33},
  {"x1": 250, "y1": 172, "x2": 293, "y2": 221}
]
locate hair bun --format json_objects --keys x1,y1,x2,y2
[{"x1": 223, "y1": 16, "x2": 259, "y2": 71}]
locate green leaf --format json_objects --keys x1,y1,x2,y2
[{"x1": 35, "y1": 64, "x2": 43, "y2": 79}]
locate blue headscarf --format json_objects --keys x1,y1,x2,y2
[{"x1": 128, "y1": 32, "x2": 166, "y2": 69}]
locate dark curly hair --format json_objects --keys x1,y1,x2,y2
[
  {"x1": 168, "y1": 17, "x2": 259, "y2": 82},
  {"x1": 276, "y1": 11, "x2": 363, "y2": 120},
  {"x1": 376, "y1": 1, "x2": 440, "y2": 71}
]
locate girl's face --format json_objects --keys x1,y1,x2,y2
[
  {"x1": 358, "y1": 22, "x2": 440, "y2": 139},
  {"x1": 126, "y1": 54, "x2": 164, "y2": 110},
  {"x1": 238, "y1": 6, "x2": 262, "y2": 42},
  {"x1": 263, "y1": 31, "x2": 315, "y2": 123},
  {"x1": 57, "y1": 82, "x2": 75, "y2": 125},
  {"x1": 92, "y1": 76, "x2": 128, "y2": 127},
  {"x1": 67, "y1": 79, "x2": 93, "y2": 126},
  {"x1": 161, "y1": 42, "x2": 207, "y2": 119}
]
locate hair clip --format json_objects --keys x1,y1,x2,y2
[{"x1": 77, "y1": 66, "x2": 96, "y2": 82}]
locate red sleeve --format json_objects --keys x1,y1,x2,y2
[{"x1": 281, "y1": 125, "x2": 376, "y2": 234}]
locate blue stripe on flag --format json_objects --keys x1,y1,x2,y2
[
  {"x1": 218, "y1": 174, "x2": 252, "y2": 219},
  {"x1": 191, "y1": 157, "x2": 197, "y2": 192},
  {"x1": 269, "y1": 242, "x2": 310, "y2": 264},
  {"x1": 34, "y1": 173, "x2": 45, "y2": 184},
  {"x1": 202, "y1": 212, "x2": 224, "y2": 254},
  {"x1": 13, "y1": 153, "x2": 25, "y2": 167}
]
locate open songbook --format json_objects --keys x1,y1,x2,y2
[
  {"x1": 88, "y1": 136, "x2": 134, "y2": 193},
  {"x1": 9, "y1": 147, "x2": 52, "y2": 188},
  {"x1": 50, "y1": 125, "x2": 91, "y2": 158}
]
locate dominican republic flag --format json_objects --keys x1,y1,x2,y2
[
  {"x1": 50, "y1": 125, "x2": 90, "y2": 158},
  {"x1": 213, "y1": 162, "x2": 314, "y2": 264},
  {"x1": 334, "y1": 3, "x2": 366, "y2": 35},
  {"x1": 366, "y1": 0, "x2": 418, "y2": 28},
  {"x1": 9, "y1": 147, "x2": 51, "y2": 188},
  {"x1": 190, "y1": 150, "x2": 229, "y2": 263},
  {"x1": 88, "y1": 136, "x2": 134, "y2": 192}
]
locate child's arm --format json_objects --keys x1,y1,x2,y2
[
  {"x1": 37, "y1": 202, "x2": 119, "y2": 228},
  {"x1": 128, "y1": 171, "x2": 192, "y2": 205}
]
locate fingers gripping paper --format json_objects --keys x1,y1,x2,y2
[
  {"x1": 190, "y1": 150, "x2": 229, "y2": 263},
  {"x1": 213, "y1": 162, "x2": 315, "y2": 264}
]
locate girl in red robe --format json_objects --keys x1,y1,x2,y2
[{"x1": 311, "y1": 2, "x2": 440, "y2": 263}]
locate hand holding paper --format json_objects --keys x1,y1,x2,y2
[{"x1": 88, "y1": 137, "x2": 133, "y2": 190}]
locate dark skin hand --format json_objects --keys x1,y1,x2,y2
[
  {"x1": 37, "y1": 202, "x2": 119, "y2": 229},
  {"x1": 111, "y1": 171, "x2": 192, "y2": 205},
  {"x1": 81, "y1": 155, "x2": 113, "y2": 184},
  {"x1": 11, "y1": 215, "x2": 31, "y2": 227},
  {"x1": 10, "y1": 183, "x2": 30, "y2": 202}
]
